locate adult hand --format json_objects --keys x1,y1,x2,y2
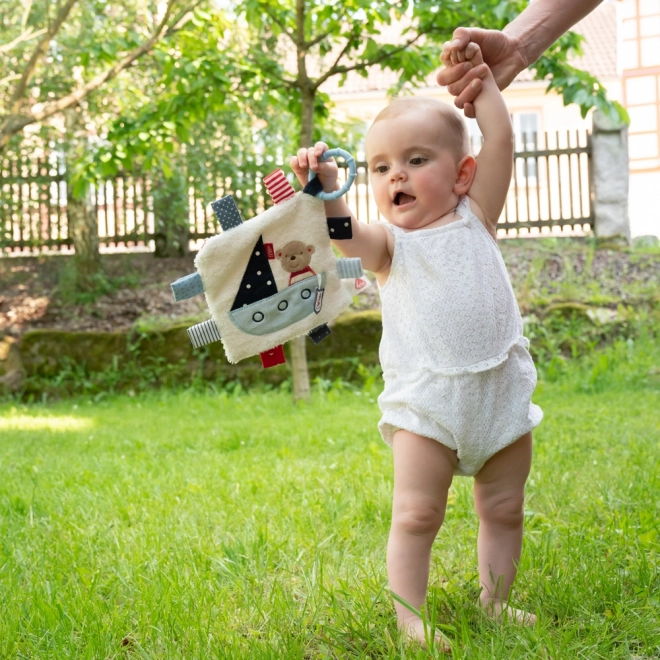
[{"x1": 436, "y1": 27, "x2": 527, "y2": 118}]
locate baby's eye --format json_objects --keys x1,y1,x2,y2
[
  {"x1": 373, "y1": 165, "x2": 389, "y2": 174},
  {"x1": 410, "y1": 157, "x2": 427, "y2": 165}
]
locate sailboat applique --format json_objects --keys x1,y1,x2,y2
[{"x1": 169, "y1": 149, "x2": 369, "y2": 368}]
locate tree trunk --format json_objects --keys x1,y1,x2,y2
[
  {"x1": 63, "y1": 108, "x2": 104, "y2": 291},
  {"x1": 289, "y1": 85, "x2": 317, "y2": 401},
  {"x1": 152, "y1": 166, "x2": 190, "y2": 258},
  {"x1": 67, "y1": 183, "x2": 103, "y2": 291}
]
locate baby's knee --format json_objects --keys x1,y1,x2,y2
[
  {"x1": 393, "y1": 501, "x2": 445, "y2": 537},
  {"x1": 475, "y1": 492, "x2": 525, "y2": 529}
]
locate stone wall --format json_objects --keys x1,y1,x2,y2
[{"x1": 0, "y1": 310, "x2": 384, "y2": 394}]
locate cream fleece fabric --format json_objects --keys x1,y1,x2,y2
[{"x1": 195, "y1": 192, "x2": 352, "y2": 363}]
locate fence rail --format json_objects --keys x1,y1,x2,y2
[
  {"x1": 0, "y1": 131, "x2": 593, "y2": 254},
  {"x1": 500, "y1": 130, "x2": 593, "y2": 235}
]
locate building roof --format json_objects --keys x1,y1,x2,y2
[
  {"x1": 321, "y1": 2, "x2": 618, "y2": 96},
  {"x1": 572, "y1": 1, "x2": 617, "y2": 79}
]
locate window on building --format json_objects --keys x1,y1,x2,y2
[{"x1": 621, "y1": 0, "x2": 660, "y2": 168}]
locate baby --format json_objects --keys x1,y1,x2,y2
[{"x1": 290, "y1": 42, "x2": 542, "y2": 650}]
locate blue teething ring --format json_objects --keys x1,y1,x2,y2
[{"x1": 309, "y1": 148, "x2": 356, "y2": 201}]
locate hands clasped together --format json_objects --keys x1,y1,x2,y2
[{"x1": 438, "y1": 27, "x2": 526, "y2": 118}]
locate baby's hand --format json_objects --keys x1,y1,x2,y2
[
  {"x1": 289, "y1": 141, "x2": 339, "y2": 194},
  {"x1": 441, "y1": 40, "x2": 485, "y2": 68}
]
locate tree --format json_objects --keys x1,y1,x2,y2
[
  {"x1": 72, "y1": 7, "x2": 301, "y2": 260},
  {"x1": 0, "y1": 0, "x2": 198, "y2": 152},
  {"x1": 0, "y1": 0, "x2": 200, "y2": 290}
]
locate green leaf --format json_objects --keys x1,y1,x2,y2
[{"x1": 175, "y1": 124, "x2": 191, "y2": 143}]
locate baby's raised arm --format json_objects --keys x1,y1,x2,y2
[
  {"x1": 289, "y1": 143, "x2": 392, "y2": 279},
  {"x1": 441, "y1": 43, "x2": 514, "y2": 230}
]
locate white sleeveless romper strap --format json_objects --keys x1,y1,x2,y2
[{"x1": 377, "y1": 196, "x2": 543, "y2": 476}]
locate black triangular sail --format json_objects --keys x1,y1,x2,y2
[{"x1": 231, "y1": 236, "x2": 278, "y2": 310}]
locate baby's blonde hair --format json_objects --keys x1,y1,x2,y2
[{"x1": 369, "y1": 97, "x2": 471, "y2": 161}]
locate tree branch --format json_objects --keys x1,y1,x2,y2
[
  {"x1": 21, "y1": 0, "x2": 34, "y2": 33},
  {"x1": 313, "y1": 31, "x2": 426, "y2": 90},
  {"x1": 0, "y1": 0, "x2": 182, "y2": 152},
  {"x1": 0, "y1": 27, "x2": 47, "y2": 55},
  {"x1": 295, "y1": 0, "x2": 312, "y2": 90},
  {"x1": 164, "y1": 0, "x2": 204, "y2": 38},
  {"x1": 304, "y1": 28, "x2": 333, "y2": 51},
  {"x1": 295, "y1": 0, "x2": 305, "y2": 48},
  {"x1": 264, "y1": 7, "x2": 296, "y2": 46},
  {"x1": 0, "y1": 74, "x2": 22, "y2": 88},
  {"x1": 246, "y1": 54, "x2": 296, "y2": 89},
  {"x1": 312, "y1": 36, "x2": 354, "y2": 89},
  {"x1": 8, "y1": 0, "x2": 80, "y2": 115},
  {"x1": 303, "y1": 6, "x2": 347, "y2": 50},
  {"x1": 34, "y1": 0, "x2": 178, "y2": 120}
]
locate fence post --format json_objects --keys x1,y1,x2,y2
[{"x1": 592, "y1": 109, "x2": 630, "y2": 243}]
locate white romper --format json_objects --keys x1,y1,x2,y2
[{"x1": 378, "y1": 195, "x2": 543, "y2": 476}]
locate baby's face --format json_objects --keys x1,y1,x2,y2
[{"x1": 366, "y1": 107, "x2": 462, "y2": 231}]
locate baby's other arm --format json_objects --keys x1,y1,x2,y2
[
  {"x1": 443, "y1": 43, "x2": 514, "y2": 232},
  {"x1": 289, "y1": 143, "x2": 393, "y2": 280}
]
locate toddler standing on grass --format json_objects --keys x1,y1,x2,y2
[{"x1": 290, "y1": 41, "x2": 542, "y2": 651}]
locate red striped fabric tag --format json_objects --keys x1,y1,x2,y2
[{"x1": 263, "y1": 169, "x2": 295, "y2": 204}]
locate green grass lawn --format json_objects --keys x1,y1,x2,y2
[{"x1": 1, "y1": 339, "x2": 659, "y2": 658}]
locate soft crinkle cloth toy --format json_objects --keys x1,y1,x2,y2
[{"x1": 170, "y1": 148, "x2": 369, "y2": 368}]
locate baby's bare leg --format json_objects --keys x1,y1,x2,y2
[
  {"x1": 473, "y1": 432, "x2": 535, "y2": 623},
  {"x1": 387, "y1": 430, "x2": 457, "y2": 648}
]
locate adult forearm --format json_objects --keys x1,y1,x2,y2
[{"x1": 503, "y1": 0, "x2": 604, "y2": 67}]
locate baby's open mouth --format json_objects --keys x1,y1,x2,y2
[{"x1": 394, "y1": 192, "x2": 416, "y2": 206}]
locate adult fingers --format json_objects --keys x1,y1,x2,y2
[
  {"x1": 436, "y1": 60, "x2": 474, "y2": 87},
  {"x1": 448, "y1": 26, "x2": 471, "y2": 63},
  {"x1": 453, "y1": 77, "x2": 483, "y2": 110},
  {"x1": 445, "y1": 65, "x2": 487, "y2": 98},
  {"x1": 450, "y1": 27, "x2": 472, "y2": 51}
]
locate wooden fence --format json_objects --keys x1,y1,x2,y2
[{"x1": 0, "y1": 131, "x2": 593, "y2": 254}]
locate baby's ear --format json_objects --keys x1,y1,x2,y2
[{"x1": 453, "y1": 155, "x2": 477, "y2": 195}]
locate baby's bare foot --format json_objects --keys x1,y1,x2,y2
[
  {"x1": 400, "y1": 618, "x2": 451, "y2": 652},
  {"x1": 482, "y1": 601, "x2": 536, "y2": 625}
]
